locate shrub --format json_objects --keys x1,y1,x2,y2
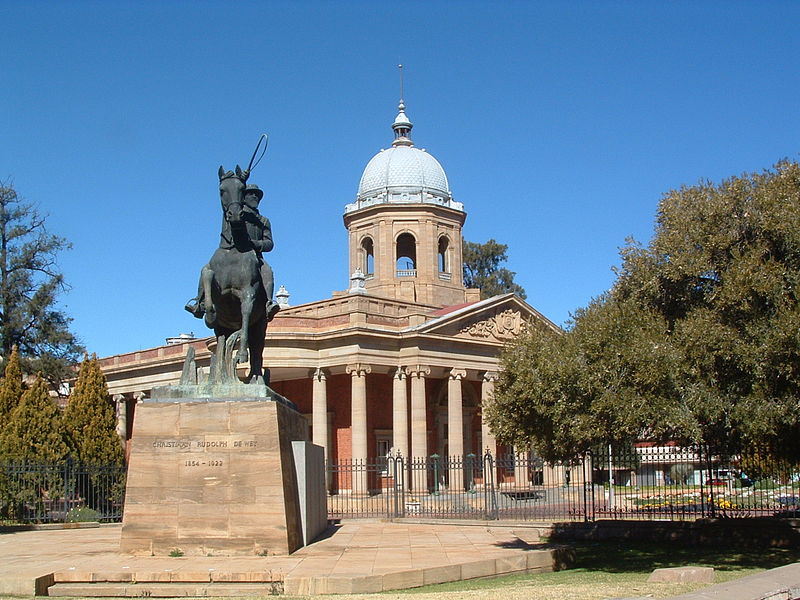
[
  {"x1": 65, "y1": 505, "x2": 101, "y2": 523},
  {"x1": 752, "y1": 478, "x2": 778, "y2": 491}
]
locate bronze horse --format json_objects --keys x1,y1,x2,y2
[{"x1": 198, "y1": 165, "x2": 268, "y2": 384}]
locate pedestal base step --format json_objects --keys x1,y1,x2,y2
[{"x1": 48, "y1": 582, "x2": 284, "y2": 597}]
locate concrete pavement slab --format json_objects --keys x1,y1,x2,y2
[{"x1": 0, "y1": 521, "x2": 569, "y2": 596}]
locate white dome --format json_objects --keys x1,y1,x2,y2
[
  {"x1": 344, "y1": 99, "x2": 464, "y2": 214},
  {"x1": 357, "y1": 146, "x2": 451, "y2": 201}
]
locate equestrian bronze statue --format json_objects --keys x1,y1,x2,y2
[{"x1": 185, "y1": 153, "x2": 279, "y2": 385}]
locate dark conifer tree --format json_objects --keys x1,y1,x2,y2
[
  {"x1": 63, "y1": 355, "x2": 123, "y2": 465},
  {"x1": 0, "y1": 377, "x2": 68, "y2": 462},
  {"x1": 0, "y1": 346, "x2": 24, "y2": 429}
]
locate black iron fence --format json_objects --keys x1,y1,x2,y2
[
  {"x1": 0, "y1": 460, "x2": 126, "y2": 524},
  {"x1": 3, "y1": 445, "x2": 798, "y2": 525},
  {"x1": 327, "y1": 447, "x2": 800, "y2": 522}
]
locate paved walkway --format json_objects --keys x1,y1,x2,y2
[
  {"x1": 664, "y1": 562, "x2": 800, "y2": 599},
  {"x1": 0, "y1": 521, "x2": 565, "y2": 596}
]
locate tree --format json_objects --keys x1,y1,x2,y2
[
  {"x1": 0, "y1": 346, "x2": 24, "y2": 429},
  {"x1": 487, "y1": 160, "x2": 800, "y2": 462},
  {"x1": 0, "y1": 376, "x2": 70, "y2": 521},
  {"x1": 63, "y1": 355, "x2": 123, "y2": 465},
  {"x1": 463, "y1": 238, "x2": 527, "y2": 300},
  {"x1": 0, "y1": 376, "x2": 68, "y2": 462},
  {"x1": 0, "y1": 181, "x2": 84, "y2": 391}
]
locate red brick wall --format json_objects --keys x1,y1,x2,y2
[
  {"x1": 271, "y1": 378, "x2": 312, "y2": 414},
  {"x1": 327, "y1": 374, "x2": 351, "y2": 464}
]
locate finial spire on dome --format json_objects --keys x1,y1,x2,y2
[
  {"x1": 392, "y1": 64, "x2": 413, "y2": 147},
  {"x1": 399, "y1": 63, "x2": 405, "y2": 104}
]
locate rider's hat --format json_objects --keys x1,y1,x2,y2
[{"x1": 244, "y1": 184, "x2": 263, "y2": 201}]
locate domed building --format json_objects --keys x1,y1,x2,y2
[{"x1": 98, "y1": 97, "x2": 559, "y2": 495}]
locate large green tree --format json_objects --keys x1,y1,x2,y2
[
  {"x1": 0, "y1": 182, "x2": 84, "y2": 391},
  {"x1": 63, "y1": 355, "x2": 124, "y2": 465},
  {"x1": 487, "y1": 160, "x2": 800, "y2": 462},
  {"x1": 463, "y1": 238, "x2": 527, "y2": 300}
]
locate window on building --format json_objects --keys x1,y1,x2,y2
[
  {"x1": 361, "y1": 237, "x2": 374, "y2": 275},
  {"x1": 438, "y1": 236, "x2": 449, "y2": 273},
  {"x1": 395, "y1": 232, "x2": 417, "y2": 276}
]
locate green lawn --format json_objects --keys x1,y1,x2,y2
[{"x1": 391, "y1": 541, "x2": 800, "y2": 596}]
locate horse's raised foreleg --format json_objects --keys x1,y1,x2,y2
[
  {"x1": 237, "y1": 286, "x2": 256, "y2": 365},
  {"x1": 201, "y1": 265, "x2": 216, "y2": 328}
]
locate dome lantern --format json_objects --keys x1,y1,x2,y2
[{"x1": 392, "y1": 100, "x2": 413, "y2": 147}]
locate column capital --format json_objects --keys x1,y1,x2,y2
[
  {"x1": 112, "y1": 394, "x2": 126, "y2": 403},
  {"x1": 483, "y1": 370, "x2": 499, "y2": 383},
  {"x1": 449, "y1": 368, "x2": 467, "y2": 380},
  {"x1": 392, "y1": 367, "x2": 407, "y2": 380},
  {"x1": 133, "y1": 391, "x2": 147, "y2": 403},
  {"x1": 310, "y1": 367, "x2": 328, "y2": 381},
  {"x1": 407, "y1": 365, "x2": 430, "y2": 378},
  {"x1": 346, "y1": 363, "x2": 371, "y2": 377}
]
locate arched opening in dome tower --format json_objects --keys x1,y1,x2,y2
[
  {"x1": 395, "y1": 232, "x2": 417, "y2": 277},
  {"x1": 438, "y1": 236, "x2": 450, "y2": 275},
  {"x1": 361, "y1": 237, "x2": 374, "y2": 276}
]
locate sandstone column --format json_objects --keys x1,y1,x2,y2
[
  {"x1": 113, "y1": 394, "x2": 127, "y2": 445},
  {"x1": 447, "y1": 368, "x2": 466, "y2": 491},
  {"x1": 392, "y1": 367, "x2": 408, "y2": 488},
  {"x1": 346, "y1": 363, "x2": 371, "y2": 494},
  {"x1": 481, "y1": 371, "x2": 498, "y2": 456},
  {"x1": 408, "y1": 365, "x2": 430, "y2": 493},
  {"x1": 311, "y1": 368, "x2": 330, "y2": 490},
  {"x1": 311, "y1": 368, "x2": 329, "y2": 461},
  {"x1": 132, "y1": 391, "x2": 146, "y2": 433}
]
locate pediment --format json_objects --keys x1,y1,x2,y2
[{"x1": 415, "y1": 294, "x2": 558, "y2": 342}]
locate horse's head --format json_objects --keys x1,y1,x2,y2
[{"x1": 218, "y1": 164, "x2": 249, "y2": 225}]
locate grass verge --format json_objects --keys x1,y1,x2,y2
[{"x1": 386, "y1": 540, "x2": 800, "y2": 598}]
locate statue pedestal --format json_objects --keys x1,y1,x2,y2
[{"x1": 120, "y1": 392, "x2": 325, "y2": 556}]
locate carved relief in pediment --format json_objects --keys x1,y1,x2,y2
[{"x1": 457, "y1": 309, "x2": 525, "y2": 341}]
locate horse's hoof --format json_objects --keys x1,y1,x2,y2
[
  {"x1": 237, "y1": 351, "x2": 250, "y2": 364},
  {"x1": 184, "y1": 299, "x2": 204, "y2": 318},
  {"x1": 249, "y1": 374, "x2": 266, "y2": 386}
]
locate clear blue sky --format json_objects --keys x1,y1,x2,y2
[{"x1": 2, "y1": 1, "x2": 799, "y2": 358}]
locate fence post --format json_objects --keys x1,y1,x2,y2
[
  {"x1": 483, "y1": 450, "x2": 498, "y2": 520},
  {"x1": 431, "y1": 454, "x2": 440, "y2": 494},
  {"x1": 392, "y1": 454, "x2": 405, "y2": 518},
  {"x1": 583, "y1": 451, "x2": 592, "y2": 522},
  {"x1": 62, "y1": 460, "x2": 71, "y2": 522},
  {"x1": 706, "y1": 446, "x2": 716, "y2": 518}
]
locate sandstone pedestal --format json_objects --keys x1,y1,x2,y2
[{"x1": 120, "y1": 391, "x2": 322, "y2": 556}]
